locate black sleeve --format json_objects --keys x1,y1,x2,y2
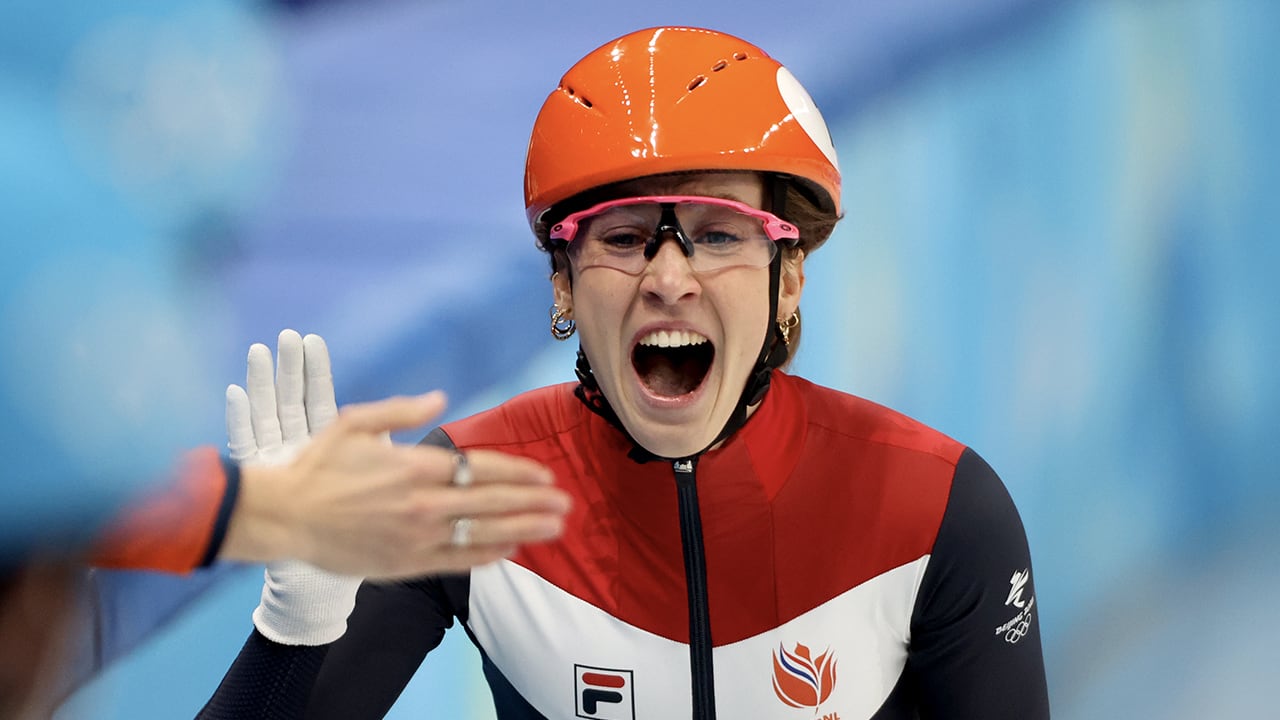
[
  {"x1": 197, "y1": 577, "x2": 465, "y2": 720},
  {"x1": 304, "y1": 574, "x2": 467, "y2": 718},
  {"x1": 304, "y1": 427, "x2": 471, "y2": 717},
  {"x1": 199, "y1": 429, "x2": 469, "y2": 719},
  {"x1": 877, "y1": 448, "x2": 1050, "y2": 718},
  {"x1": 197, "y1": 630, "x2": 329, "y2": 719}
]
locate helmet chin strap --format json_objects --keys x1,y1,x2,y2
[{"x1": 573, "y1": 250, "x2": 788, "y2": 464}]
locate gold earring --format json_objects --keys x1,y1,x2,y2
[
  {"x1": 778, "y1": 311, "x2": 799, "y2": 346},
  {"x1": 550, "y1": 304, "x2": 576, "y2": 341}
]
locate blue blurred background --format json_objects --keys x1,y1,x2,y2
[{"x1": 3, "y1": 0, "x2": 1276, "y2": 717}]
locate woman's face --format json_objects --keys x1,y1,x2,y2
[{"x1": 552, "y1": 172, "x2": 804, "y2": 458}]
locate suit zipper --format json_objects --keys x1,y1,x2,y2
[{"x1": 673, "y1": 457, "x2": 715, "y2": 719}]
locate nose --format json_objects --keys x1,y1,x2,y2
[{"x1": 639, "y1": 236, "x2": 700, "y2": 305}]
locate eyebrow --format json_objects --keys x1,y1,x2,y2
[
  {"x1": 630, "y1": 190, "x2": 754, "y2": 204},
  {"x1": 696, "y1": 192, "x2": 751, "y2": 203}
]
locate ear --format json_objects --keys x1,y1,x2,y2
[
  {"x1": 776, "y1": 249, "x2": 805, "y2": 318},
  {"x1": 551, "y1": 270, "x2": 573, "y2": 316}
]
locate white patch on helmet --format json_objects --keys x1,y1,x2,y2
[{"x1": 775, "y1": 66, "x2": 840, "y2": 172}]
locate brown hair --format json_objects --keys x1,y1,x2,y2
[{"x1": 773, "y1": 180, "x2": 839, "y2": 368}]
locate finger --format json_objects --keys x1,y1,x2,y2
[
  {"x1": 336, "y1": 392, "x2": 447, "y2": 435},
  {"x1": 302, "y1": 333, "x2": 338, "y2": 433},
  {"x1": 225, "y1": 384, "x2": 258, "y2": 462},
  {"x1": 444, "y1": 513, "x2": 566, "y2": 548},
  {"x1": 435, "y1": 483, "x2": 572, "y2": 517},
  {"x1": 246, "y1": 343, "x2": 284, "y2": 453},
  {"x1": 275, "y1": 329, "x2": 308, "y2": 445},
  {"x1": 453, "y1": 448, "x2": 555, "y2": 487},
  {"x1": 381, "y1": 445, "x2": 555, "y2": 488}
]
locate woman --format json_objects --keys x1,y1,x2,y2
[{"x1": 202, "y1": 26, "x2": 1048, "y2": 719}]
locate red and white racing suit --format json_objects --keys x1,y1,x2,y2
[{"x1": 202, "y1": 372, "x2": 1049, "y2": 719}]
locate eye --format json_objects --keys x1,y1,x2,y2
[
  {"x1": 598, "y1": 229, "x2": 649, "y2": 249},
  {"x1": 693, "y1": 230, "x2": 745, "y2": 247}
]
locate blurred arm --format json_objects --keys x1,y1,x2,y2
[{"x1": 89, "y1": 447, "x2": 237, "y2": 573}]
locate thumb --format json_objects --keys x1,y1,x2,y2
[
  {"x1": 336, "y1": 391, "x2": 448, "y2": 435},
  {"x1": 226, "y1": 384, "x2": 259, "y2": 463}
]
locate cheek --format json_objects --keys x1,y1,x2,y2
[
  {"x1": 711, "y1": 276, "x2": 772, "y2": 360},
  {"x1": 572, "y1": 276, "x2": 633, "y2": 356}
]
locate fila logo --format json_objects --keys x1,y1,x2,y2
[
  {"x1": 574, "y1": 665, "x2": 634, "y2": 720},
  {"x1": 1006, "y1": 569, "x2": 1030, "y2": 609}
]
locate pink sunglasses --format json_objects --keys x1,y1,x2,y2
[{"x1": 548, "y1": 195, "x2": 799, "y2": 244}]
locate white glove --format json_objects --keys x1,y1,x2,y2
[{"x1": 226, "y1": 329, "x2": 362, "y2": 646}]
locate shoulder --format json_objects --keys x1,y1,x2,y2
[
  {"x1": 935, "y1": 447, "x2": 1030, "y2": 556},
  {"x1": 763, "y1": 375, "x2": 972, "y2": 558},
  {"x1": 442, "y1": 382, "x2": 585, "y2": 450},
  {"x1": 777, "y1": 373, "x2": 967, "y2": 467}
]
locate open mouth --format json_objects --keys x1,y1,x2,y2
[{"x1": 632, "y1": 329, "x2": 714, "y2": 398}]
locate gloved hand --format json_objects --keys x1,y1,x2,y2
[{"x1": 226, "y1": 329, "x2": 361, "y2": 646}]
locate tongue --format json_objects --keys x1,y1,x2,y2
[
  {"x1": 635, "y1": 343, "x2": 713, "y2": 397},
  {"x1": 643, "y1": 360, "x2": 695, "y2": 397}
]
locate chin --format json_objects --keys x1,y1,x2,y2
[
  {"x1": 625, "y1": 413, "x2": 721, "y2": 459},
  {"x1": 634, "y1": 433, "x2": 706, "y2": 460}
]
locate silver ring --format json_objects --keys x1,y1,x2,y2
[
  {"x1": 451, "y1": 451, "x2": 473, "y2": 487},
  {"x1": 450, "y1": 517, "x2": 474, "y2": 547}
]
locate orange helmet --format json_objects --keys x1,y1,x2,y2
[{"x1": 524, "y1": 27, "x2": 842, "y2": 230}]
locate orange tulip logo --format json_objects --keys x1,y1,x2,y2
[{"x1": 772, "y1": 642, "x2": 837, "y2": 711}]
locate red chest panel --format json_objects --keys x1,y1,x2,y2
[{"x1": 444, "y1": 374, "x2": 964, "y2": 645}]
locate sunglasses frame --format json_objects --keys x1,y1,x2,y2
[{"x1": 548, "y1": 195, "x2": 799, "y2": 245}]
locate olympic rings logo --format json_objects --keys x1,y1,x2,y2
[{"x1": 1004, "y1": 608, "x2": 1033, "y2": 644}]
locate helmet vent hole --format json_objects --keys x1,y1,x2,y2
[
  {"x1": 733, "y1": 52, "x2": 748, "y2": 61},
  {"x1": 562, "y1": 85, "x2": 592, "y2": 107},
  {"x1": 688, "y1": 75, "x2": 707, "y2": 91},
  {"x1": 712, "y1": 60, "x2": 728, "y2": 72}
]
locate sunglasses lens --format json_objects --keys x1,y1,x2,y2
[{"x1": 567, "y1": 200, "x2": 781, "y2": 274}]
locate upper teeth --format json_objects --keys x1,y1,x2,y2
[{"x1": 638, "y1": 329, "x2": 709, "y2": 348}]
